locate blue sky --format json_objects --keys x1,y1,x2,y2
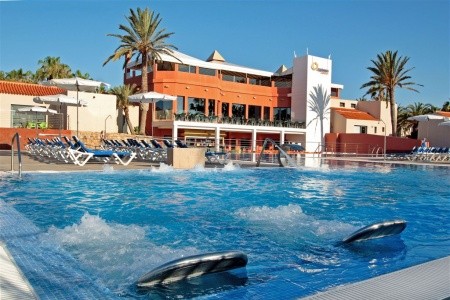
[{"x1": 1, "y1": 0, "x2": 448, "y2": 107}]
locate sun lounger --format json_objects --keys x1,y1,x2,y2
[
  {"x1": 70, "y1": 136, "x2": 136, "y2": 166},
  {"x1": 205, "y1": 150, "x2": 230, "y2": 164},
  {"x1": 175, "y1": 140, "x2": 188, "y2": 148},
  {"x1": 163, "y1": 139, "x2": 175, "y2": 148}
]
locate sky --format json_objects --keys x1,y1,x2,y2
[{"x1": 0, "y1": 0, "x2": 449, "y2": 108}]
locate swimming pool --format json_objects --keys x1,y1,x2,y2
[{"x1": 1, "y1": 162, "x2": 449, "y2": 299}]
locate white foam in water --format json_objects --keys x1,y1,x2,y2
[
  {"x1": 223, "y1": 161, "x2": 240, "y2": 171},
  {"x1": 151, "y1": 163, "x2": 174, "y2": 173},
  {"x1": 45, "y1": 213, "x2": 198, "y2": 291},
  {"x1": 102, "y1": 164, "x2": 114, "y2": 173},
  {"x1": 235, "y1": 204, "x2": 355, "y2": 240}
]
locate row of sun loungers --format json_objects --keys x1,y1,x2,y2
[
  {"x1": 101, "y1": 138, "x2": 229, "y2": 164},
  {"x1": 407, "y1": 146, "x2": 450, "y2": 161},
  {"x1": 101, "y1": 138, "x2": 169, "y2": 162},
  {"x1": 26, "y1": 136, "x2": 231, "y2": 166},
  {"x1": 26, "y1": 136, "x2": 136, "y2": 166}
]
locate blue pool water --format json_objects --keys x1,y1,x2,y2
[{"x1": 1, "y1": 162, "x2": 449, "y2": 299}]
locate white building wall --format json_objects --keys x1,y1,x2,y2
[
  {"x1": 0, "y1": 91, "x2": 130, "y2": 135},
  {"x1": 66, "y1": 91, "x2": 119, "y2": 133},
  {"x1": 291, "y1": 55, "x2": 332, "y2": 152}
]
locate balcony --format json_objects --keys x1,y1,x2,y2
[{"x1": 173, "y1": 113, "x2": 305, "y2": 129}]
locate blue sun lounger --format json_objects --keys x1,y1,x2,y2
[{"x1": 70, "y1": 136, "x2": 136, "y2": 166}]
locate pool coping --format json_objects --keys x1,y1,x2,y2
[
  {"x1": 300, "y1": 255, "x2": 450, "y2": 300},
  {"x1": 0, "y1": 242, "x2": 38, "y2": 300}
]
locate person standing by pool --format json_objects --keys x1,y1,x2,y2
[{"x1": 421, "y1": 137, "x2": 428, "y2": 147}]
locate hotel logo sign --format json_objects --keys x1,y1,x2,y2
[{"x1": 311, "y1": 62, "x2": 329, "y2": 74}]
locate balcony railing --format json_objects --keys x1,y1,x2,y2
[{"x1": 173, "y1": 113, "x2": 305, "y2": 129}]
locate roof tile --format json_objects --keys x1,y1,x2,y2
[
  {"x1": 0, "y1": 80, "x2": 66, "y2": 96},
  {"x1": 436, "y1": 111, "x2": 450, "y2": 118},
  {"x1": 332, "y1": 107, "x2": 378, "y2": 121}
]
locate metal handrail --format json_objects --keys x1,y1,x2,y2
[{"x1": 11, "y1": 132, "x2": 22, "y2": 178}]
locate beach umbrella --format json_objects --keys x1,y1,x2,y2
[
  {"x1": 42, "y1": 77, "x2": 110, "y2": 136},
  {"x1": 407, "y1": 114, "x2": 445, "y2": 139},
  {"x1": 128, "y1": 92, "x2": 177, "y2": 136},
  {"x1": 128, "y1": 91, "x2": 177, "y2": 103},
  {"x1": 33, "y1": 94, "x2": 88, "y2": 107},
  {"x1": 407, "y1": 114, "x2": 444, "y2": 122},
  {"x1": 16, "y1": 106, "x2": 57, "y2": 137},
  {"x1": 34, "y1": 94, "x2": 88, "y2": 130},
  {"x1": 438, "y1": 120, "x2": 450, "y2": 127}
]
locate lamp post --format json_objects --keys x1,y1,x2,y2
[
  {"x1": 104, "y1": 115, "x2": 111, "y2": 139},
  {"x1": 379, "y1": 119, "x2": 387, "y2": 160}
]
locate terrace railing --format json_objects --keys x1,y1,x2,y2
[{"x1": 173, "y1": 113, "x2": 305, "y2": 129}]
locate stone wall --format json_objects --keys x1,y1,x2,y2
[{"x1": 76, "y1": 131, "x2": 152, "y2": 149}]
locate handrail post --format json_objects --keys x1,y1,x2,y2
[{"x1": 11, "y1": 132, "x2": 22, "y2": 178}]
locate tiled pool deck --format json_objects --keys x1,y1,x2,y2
[
  {"x1": 1, "y1": 151, "x2": 449, "y2": 299},
  {"x1": 0, "y1": 199, "x2": 118, "y2": 300}
]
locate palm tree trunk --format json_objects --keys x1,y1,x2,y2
[
  {"x1": 124, "y1": 107, "x2": 134, "y2": 134},
  {"x1": 320, "y1": 117, "x2": 324, "y2": 151},
  {"x1": 139, "y1": 54, "x2": 149, "y2": 135},
  {"x1": 389, "y1": 88, "x2": 397, "y2": 136}
]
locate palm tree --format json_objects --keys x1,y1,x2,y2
[
  {"x1": 397, "y1": 102, "x2": 435, "y2": 138},
  {"x1": 72, "y1": 70, "x2": 91, "y2": 79},
  {"x1": 36, "y1": 56, "x2": 71, "y2": 81},
  {"x1": 103, "y1": 7, "x2": 177, "y2": 135},
  {"x1": 442, "y1": 101, "x2": 450, "y2": 112},
  {"x1": 361, "y1": 50, "x2": 422, "y2": 136},
  {"x1": 110, "y1": 84, "x2": 136, "y2": 134},
  {"x1": 5, "y1": 68, "x2": 34, "y2": 82},
  {"x1": 307, "y1": 84, "x2": 331, "y2": 148}
]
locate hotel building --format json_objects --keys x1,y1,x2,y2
[{"x1": 123, "y1": 49, "x2": 354, "y2": 153}]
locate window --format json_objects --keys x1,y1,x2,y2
[
  {"x1": 374, "y1": 127, "x2": 377, "y2": 134},
  {"x1": 248, "y1": 105, "x2": 261, "y2": 119},
  {"x1": 331, "y1": 88, "x2": 339, "y2": 97},
  {"x1": 199, "y1": 67, "x2": 216, "y2": 76},
  {"x1": 273, "y1": 107, "x2": 291, "y2": 121},
  {"x1": 178, "y1": 64, "x2": 196, "y2": 73},
  {"x1": 155, "y1": 100, "x2": 173, "y2": 120},
  {"x1": 156, "y1": 62, "x2": 174, "y2": 71},
  {"x1": 361, "y1": 126, "x2": 367, "y2": 134},
  {"x1": 339, "y1": 102, "x2": 345, "y2": 107},
  {"x1": 222, "y1": 102, "x2": 229, "y2": 117},
  {"x1": 232, "y1": 104, "x2": 246, "y2": 118},
  {"x1": 208, "y1": 99, "x2": 215, "y2": 115},
  {"x1": 249, "y1": 76, "x2": 272, "y2": 87},
  {"x1": 12, "y1": 104, "x2": 46, "y2": 128},
  {"x1": 188, "y1": 97, "x2": 205, "y2": 114},
  {"x1": 351, "y1": 103, "x2": 356, "y2": 108},
  {"x1": 176, "y1": 96, "x2": 184, "y2": 113},
  {"x1": 354, "y1": 125, "x2": 367, "y2": 134},
  {"x1": 264, "y1": 107, "x2": 270, "y2": 120},
  {"x1": 221, "y1": 71, "x2": 246, "y2": 84}
]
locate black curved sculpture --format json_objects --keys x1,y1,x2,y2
[
  {"x1": 137, "y1": 250, "x2": 248, "y2": 288},
  {"x1": 342, "y1": 220, "x2": 407, "y2": 244}
]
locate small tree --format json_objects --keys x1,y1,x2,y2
[{"x1": 110, "y1": 84, "x2": 137, "y2": 134}]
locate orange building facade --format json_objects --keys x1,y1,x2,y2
[{"x1": 124, "y1": 50, "x2": 342, "y2": 152}]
